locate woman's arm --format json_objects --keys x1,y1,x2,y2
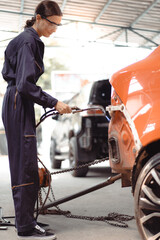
[{"x1": 16, "y1": 42, "x2": 58, "y2": 108}]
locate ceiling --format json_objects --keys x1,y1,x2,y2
[{"x1": 0, "y1": 0, "x2": 160, "y2": 48}]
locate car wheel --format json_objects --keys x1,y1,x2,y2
[
  {"x1": 134, "y1": 153, "x2": 160, "y2": 240},
  {"x1": 69, "y1": 137, "x2": 88, "y2": 177},
  {"x1": 50, "y1": 139, "x2": 61, "y2": 169}
]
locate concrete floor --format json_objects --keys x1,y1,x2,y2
[{"x1": 0, "y1": 155, "x2": 141, "y2": 240}]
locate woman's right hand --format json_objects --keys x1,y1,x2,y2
[{"x1": 55, "y1": 101, "x2": 72, "y2": 114}]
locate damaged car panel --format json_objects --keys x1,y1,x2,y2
[
  {"x1": 109, "y1": 47, "x2": 160, "y2": 176},
  {"x1": 108, "y1": 46, "x2": 160, "y2": 240}
]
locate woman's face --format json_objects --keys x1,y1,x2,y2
[{"x1": 34, "y1": 14, "x2": 62, "y2": 37}]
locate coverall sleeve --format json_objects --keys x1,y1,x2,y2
[{"x1": 16, "y1": 43, "x2": 58, "y2": 108}]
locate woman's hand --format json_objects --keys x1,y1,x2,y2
[{"x1": 55, "y1": 101, "x2": 72, "y2": 114}]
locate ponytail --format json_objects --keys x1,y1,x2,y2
[
  {"x1": 24, "y1": 1, "x2": 62, "y2": 29},
  {"x1": 24, "y1": 16, "x2": 36, "y2": 28}
]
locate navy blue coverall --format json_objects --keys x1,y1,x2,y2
[{"x1": 2, "y1": 27, "x2": 58, "y2": 233}]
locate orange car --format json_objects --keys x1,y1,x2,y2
[{"x1": 108, "y1": 46, "x2": 160, "y2": 240}]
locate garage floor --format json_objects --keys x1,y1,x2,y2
[{"x1": 0, "y1": 155, "x2": 140, "y2": 240}]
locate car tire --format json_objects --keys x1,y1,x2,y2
[
  {"x1": 134, "y1": 153, "x2": 160, "y2": 240},
  {"x1": 50, "y1": 139, "x2": 62, "y2": 169},
  {"x1": 69, "y1": 137, "x2": 88, "y2": 177}
]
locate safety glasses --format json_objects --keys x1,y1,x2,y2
[{"x1": 41, "y1": 15, "x2": 62, "y2": 28}]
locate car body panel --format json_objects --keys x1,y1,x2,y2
[{"x1": 109, "y1": 46, "x2": 160, "y2": 173}]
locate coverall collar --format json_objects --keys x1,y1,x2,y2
[{"x1": 25, "y1": 27, "x2": 43, "y2": 43}]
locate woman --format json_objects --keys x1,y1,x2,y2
[{"x1": 2, "y1": 1, "x2": 71, "y2": 239}]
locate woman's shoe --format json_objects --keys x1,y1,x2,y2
[{"x1": 17, "y1": 224, "x2": 56, "y2": 240}]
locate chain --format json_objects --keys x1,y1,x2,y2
[
  {"x1": 38, "y1": 157, "x2": 134, "y2": 228},
  {"x1": 42, "y1": 187, "x2": 62, "y2": 212},
  {"x1": 38, "y1": 189, "x2": 43, "y2": 207},
  {"x1": 64, "y1": 212, "x2": 134, "y2": 228},
  {"x1": 40, "y1": 185, "x2": 134, "y2": 228},
  {"x1": 51, "y1": 157, "x2": 109, "y2": 175}
]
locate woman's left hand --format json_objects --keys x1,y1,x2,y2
[{"x1": 55, "y1": 101, "x2": 72, "y2": 114}]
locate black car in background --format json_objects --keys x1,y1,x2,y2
[{"x1": 50, "y1": 79, "x2": 111, "y2": 177}]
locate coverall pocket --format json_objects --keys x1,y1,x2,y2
[
  {"x1": 14, "y1": 89, "x2": 18, "y2": 110},
  {"x1": 35, "y1": 60, "x2": 42, "y2": 74},
  {"x1": 24, "y1": 135, "x2": 38, "y2": 176}
]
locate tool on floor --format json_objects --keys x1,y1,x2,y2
[{"x1": 0, "y1": 207, "x2": 15, "y2": 230}]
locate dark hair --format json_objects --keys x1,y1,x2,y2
[{"x1": 25, "y1": 0, "x2": 62, "y2": 28}]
